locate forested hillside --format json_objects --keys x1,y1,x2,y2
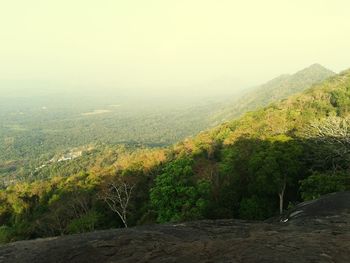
[
  {"x1": 211, "y1": 64, "x2": 335, "y2": 123},
  {"x1": 0, "y1": 64, "x2": 334, "y2": 183},
  {"x1": 0, "y1": 67, "x2": 349, "y2": 244}
]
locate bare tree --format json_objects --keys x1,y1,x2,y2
[
  {"x1": 307, "y1": 116, "x2": 350, "y2": 142},
  {"x1": 99, "y1": 177, "x2": 135, "y2": 228},
  {"x1": 304, "y1": 116, "x2": 350, "y2": 170}
]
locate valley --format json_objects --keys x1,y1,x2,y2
[
  {"x1": 0, "y1": 64, "x2": 334, "y2": 184},
  {"x1": 1, "y1": 1, "x2": 349, "y2": 261}
]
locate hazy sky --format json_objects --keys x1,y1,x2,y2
[{"x1": 1, "y1": 0, "x2": 350, "y2": 95}]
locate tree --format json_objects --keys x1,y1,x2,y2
[
  {"x1": 249, "y1": 136, "x2": 302, "y2": 214},
  {"x1": 300, "y1": 172, "x2": 350, "y2": 200},
  {"x1": 298, "y1": 116, "x2": 350, "y2": 201},
  {"x1": 150, "y1": 157, "x2": 210, "y2": 223},
  {"x1": 39, "y1": 187, "x2": 96, "y2": 236},
  {"x1": 99, "y1": 176, "x2": 135, "y2": 228},
  {"x1": 304, "y1": 116, "x2": 350, "y2": 170}
]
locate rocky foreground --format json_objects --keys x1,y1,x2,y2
[{"x1": 0, "y1": 192, "x2": 349, "y2": 263}]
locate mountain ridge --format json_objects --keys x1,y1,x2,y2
[{"x1": 210, "y1": 64, "x2": 335, "y2": 123}]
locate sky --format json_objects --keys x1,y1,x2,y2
[{"x1": 0, "y1": 0, "x2": 350, "y2": 96}]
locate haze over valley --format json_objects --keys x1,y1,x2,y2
[{"x1": 0, "y1": 64, "x2": 335, "y2": 183}]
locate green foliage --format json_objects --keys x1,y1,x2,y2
[
  {"x1": 215, "y1": 136, "x2": 304, "y2": 218},
  {"x1": 0, "y1": 221, "x2": 33, "y2": 243},
  {"x1": 238, "y1": 196, "x2": 275, "y2": 220},
  {"x1": 150, "y1": 158, "x2": 210, "y2": 223},
  {"x1": 300, "y1": 172, "x2": 350, "y2": 200},
  {"x1": 330, "y1": 87, "x2": 350, "y2": 116},
  {"x1": 0, "y1": 67, "x2": 349, "y2": 244},
  {"x1": 66, "y1": 211, "x2": 101, "y2": 234},
  {"x1": 0, "y1": 226, "x2": 14, "y2": 244},
  {"x1": 249, "y1": 136, "x2": 303, "y2": 193}
]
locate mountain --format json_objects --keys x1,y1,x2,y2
[
  {"x1": 0, "y1": 67, "x2": 349, "y2": 245},
  {"x1": 210, "y1": 64, "x2": 335, "y2": 123},
  {"x1": 1, "y1": 191, "x2": 349, "y2": 263}
]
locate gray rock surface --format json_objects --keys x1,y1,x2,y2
[{"x1": 1, "y1": 192, "x2": 349, "y2": 263}]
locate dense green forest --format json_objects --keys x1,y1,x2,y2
[
  {"x1": 0, "y1": 94, "x2": 224, "y2": 183},
  {"x1": 0, "y1": 67, "x2": 349, "y2": 244},
  {"x1": 0, "y1": 64, "x2": 333, "y2": 183}
]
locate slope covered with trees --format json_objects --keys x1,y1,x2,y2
[
  {"x1": 0, "y1": 68, "x2": 349, "y2": 244},
  {"x1": 0, "y1": 64, "x2": 334, "y2": 183},
  {"x1": 211, "y1": 64, "x2": 335, "y2": 123}
]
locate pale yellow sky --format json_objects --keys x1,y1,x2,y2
[{"x1": 0, "y1": 0, "x2": 349, "y2": 94}]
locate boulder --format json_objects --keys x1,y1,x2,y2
[{"x1": 1, "y1": 192, "x2": 349, "y2": 263}]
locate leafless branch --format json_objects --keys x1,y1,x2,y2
[
  {"x1": 99, "y1": 178, "x2": 135, "y2": 228},
  {"x1": 303, "y1": 116, "x2": 350, "y2": 170}
]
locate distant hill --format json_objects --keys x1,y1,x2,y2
[{"x1": 210, "y1": 64, "x2": 335, "y2": 123}]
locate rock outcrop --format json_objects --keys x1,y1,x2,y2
[{"x1": 1, "y1": 192, "x2": 349, "y2": 263}]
